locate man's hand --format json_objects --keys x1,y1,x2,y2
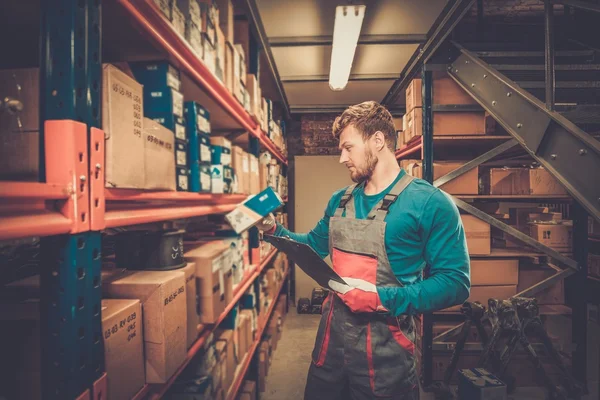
[
  {"x1": 327, "y1": 278, "x2": 389, "y2": 314},
  {"x1": 255, "y1": 213, "x2": 277, "y2": 233}
]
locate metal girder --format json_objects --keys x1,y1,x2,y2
[
  {"x1": 433, "y1": 138, "x2": 518, "y2": 188},
  {"x1": 381, "y1": 0, "x2": 475, "y2": 106},
  {"x1": 281, "y1": 73, "x2": 398, "y2": 83},
  {"x1": 269, "y1": 34, "x2": 427, "y2": 47},
  {"x1": 446, "y1": 42, "x2": 600, "y2": 223},
  {"x1": 243, "y1": 0, "x2": 291, "y2": 121}
]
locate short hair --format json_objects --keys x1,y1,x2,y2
[{"x1": 332, "y1": 101, "x2": 396, "y2": 151}]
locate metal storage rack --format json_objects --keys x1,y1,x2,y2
[
  {"x1": 389, "y1": 0, "x2": 599, "y2": 392},
  {"x1": 0, "y1": 0, "x2": 289, "y2": 399}
]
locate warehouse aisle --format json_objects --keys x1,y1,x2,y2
[{"x1": 263, "y1": 311, "x2": 320, "y2": 399}]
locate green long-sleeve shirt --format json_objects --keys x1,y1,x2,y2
[{"x1": 273, "y1": 169, "x2": 471, "y2": 316}]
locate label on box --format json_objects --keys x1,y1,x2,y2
[
  {"x1": 221, "y1": 151, "x2": 231, "y2": 166},
  {"x1": 197, "y1": 114, "x2": 210, "y2": 134},
  {"x1": 178, "y1": 174, "x2": 188, "y2": 190},
  {"x1": 168, "y1": 67, "x2": 182, "y2": 90},
  {"x1": 250, "y1": 158, "x2": 258, "y2": 173},
  {"x1": 175, "y1": 123, "x2": 186, "y2": 140},
  {"x1": 223, "y1": 166, "x2": 233, "y2": 180},
  {"x1": 211, "y1": 165, "x2": 224, "y2": 193},
  {"x1": 201, "y1": 144, "x2": 211, "y2": 162},
  {"x1": 172, "y1": 90, "x2": 184, "y2": 117},
  {"x1": 176, "y1": 149, "x2": 187, "y2": 166}
]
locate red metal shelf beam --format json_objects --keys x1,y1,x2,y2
[
  {"x1": 133, "y1": 249, "x2": 279, "y2": 400},
  {"x1": 117, "y1": 0, "x2": 286, "y2": 165},
  {"x1": 226, "y1": 268, "x2": 289, "y2": 400},
  {"x1": 105, "y1": 189, "x2": 248, "y2": 203},
  {"x1": 395, "y1": 137, "x2": 423, "y2": 160}
]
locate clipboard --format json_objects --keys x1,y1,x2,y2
[{"x1": 263, "y1": 234, "x2": 347, "y2": 290}]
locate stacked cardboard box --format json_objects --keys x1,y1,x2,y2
[
  {"x1": 488, "y1": 167, "x2": 567, "y2": 195},
  {"x1": 410, "y1": 161, "x2": 479, "y2": 195},
  {"x1": 184, "y1": 102, "x2": 212, "y2": 192}
]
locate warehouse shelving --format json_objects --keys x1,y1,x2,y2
[
  {"x1": 132, "y1": 248, "x2": 280, "y2": 400},
  {"x1": 395, "y1": 135, "x2": 514, "y2": 161},
  {"x1": 226, "y1": 267, "x2": 290, "y2": 400},
  {"x1": 112, "y1": 0, "x2": 287, "y2": 165}
]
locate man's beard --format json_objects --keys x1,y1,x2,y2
[{"x1": 350, "y1": 149, "x2": 378, "y2": 184}]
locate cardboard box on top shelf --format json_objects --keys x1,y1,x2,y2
[
  {"x1": 177, "y1": 0, "x2": 202, "y2": 27},
  {"x1": 0, "y1": 68, "x2": 39, "y2": 180},
  {"x1": 403, "y1": 107, "x2": 422, "y2": 144},
  {"x1": 235, "y1": 44, "x2": 247, "y2": 86},
  {"x1": 101, "y1": 299, "x2": 146, "y2": 400},
  {"x1": 171, "y1": 3, "x2": 186, "y2": 37},
  {"x1": 186, "y1": 19, "x2": 204, "y2": 59},
  {"x1": 216, "y1": 0, "x2": 234, "y2": 43},
  {"x1": 102, "y1": 64, "x2": 145, "y2": 189},
  {"x1": 434, "y1": 112, "x2": 493, "y2": 136},
  {"x1": 180, "y1": 263, "x2": 200, "y2": 349},
  {"x1": 396, "y1": 130, "x2": 404, "y2": 151},
  {"x1": 470, "y1": 259, "x2": 519, "y2": 286},
  {"x1": 461, "y1": 214, "x2": 491, "y2": 255},
  {"x1": 216, "y1": 25, "x2": 226, "y2": 78},
  {"x1": 405, "y1": 78, "x2": 422, "y2": 113},
  {"x1": 246, "y1": 74, "x2": 261, "y2": 119},
  {"x1": 184, "y1": 241, "x2": 231, "y2": 324},
  {"x1": 224, "y1": 41, "x2": 235, "y2": 93},
  {"x1": 143, "y1": 118, "x2": 176, "y2": 191},
  {"x1": 432, "y1": 71, "x2": 479, "y2": 106},
  {"x1": 102, "y1": 270, "x2": 187, "y2": 384},
  {"x1": 202, "y1": 33, "x2": 217, "y2": 74},
  {"x1": 234, "y1": 18, "x2": 250, "y2": 69},
  {"x1": 231, "y1": 146, "x2": 248, "y2": 194},
  {"x1": 199, "y1": 3, "x2": 217, "y2": 47},
  {"x1": 129, "y1": 60, "x2": 182, "y2": 92},
  {"x1": 518, "y1": 267, "x2": 565, "y2": 305},
  {"x1": 153, "y1": 0, "x2": 171, "y2": 19},
  {"x1": 412, "y1": 161, "x2": 479, "y2": 195}
]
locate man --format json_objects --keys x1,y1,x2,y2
[{"x1": 258, "y1": 101, "x2": 470, "y2": 400}]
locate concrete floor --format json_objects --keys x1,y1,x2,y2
[{"x1": 261, "y1": 308, "x2": 599, "y2": 400}]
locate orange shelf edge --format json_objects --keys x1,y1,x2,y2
[
  {"x1": 104, "y1": 204, "x2": 238, "y2": 228},
  {"x1": 105, "y1": 189, "x2": 248, "y2": 203},
  {"x1": 133, "y1": 249, "x2": 279, "y2": 400},
  {"x1": 395, "y1": 137, "x2": 422, "y2": 160},
  {"x1": 0, "y1": 182, "x2": 71, "y2": 200},
  {"x1": 226, "y1": 268, "x2": 290, "y2": 400},
  {"x1": 0, "y1": 210, "x2": 73, "y2": 241}
]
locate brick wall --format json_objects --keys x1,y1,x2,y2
[{"x1": 288, "y1": 114, "x2": 340, "y2": 156}]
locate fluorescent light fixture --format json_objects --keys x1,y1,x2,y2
[{"x1": 329, "y1": 5, "x2": 366, "y2": 91}]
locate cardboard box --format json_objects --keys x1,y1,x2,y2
[
  {"x1": 242, "y1": 381, "x2": 257, "y2": 399},
  {"x1": 490, "y1": 168, "x2": 566, "y2": 195},
  {"x1": 179, "y1": 263, "x2": 200, "y2": 348},
  {"x1": 259, "y1": 161, "x2": 268, "y2": 192},
  {"x1": 404, "y1": 107, "x2": 422, "y2": 144},
  {"x1": 235, "y1": 44, "x2": 246, "y2": 85},
  {"x1": 406, "y1": 78, "x2": 422, "y2": 114},
  {"x1": 412, "y1": 162, "x2": 479, "y2": 195},
  {"x1": 102, "y1": 270, "x2": 187, "y2": 383},
  {"x1": 225, "y1": 186, "x2": 284, "y2": 234},
  {"x1": 530, "y1": 222, "x2": 572, "y2": 252},
  {"x1": 199, "y1": 5, "x2": 216, "y2": 47},
  {"x1": 212, "y1": 164, "x2": 225, "y2": 193},
  {"x1": 224, "y1": 41, "x2": 235, "y2": 94},
  {"x1": 144, "y1": 87, "x2": 184, "y2": 119},
  {"x1": 171, "y1": 3, "x2": 186, "y2": 37},
  {"x1": 211, "y1": 145, "x2": 232, "y2": 166},
  {"x1": 214, "y1": 340, "x2": 227, "y2": 391},
  {"x1": 216, "y1": 0, "x2": 234, "y2": 43},
  {"x1": 143, "y1": 118, "x2": 176, "y2": 191},
  {"x1": 518, "y1": 268, "x2": 565, "y2": 305},
  {"x1": 458, "y1": 368, "x2": 507, "y2": 400},
  {"x1": 246, "y1": 74, "x2": 261, "y2": 118},
  {"x1": 175, "y1": 141, "x2": 188, "y2": 167},
  {"x1": 589, "y1": 253, "x2": 600, "y2": 278},
  {"x1": 231, "y1": 146, "x2": 248, "y2": 194},
  {"x1": 249, "y1": 154, "x2": 260, "y2": 195},
  {"x1": 202, "y1": 33, "x2": 217, "y2": 73},
  {"x1": 101, "y1": 299, "x2": 145, "y2": 400},
  {"x1": 184, "y1": 241, "x2": 231, "y2": 323},
  {"x1": 216, "y1": 25, "x2": 226, "y2": 75},
  {"x1": 177, "y1": 166, "x2": 190, "y2": 191},
  {"x1": 154, "y1": 0, "x2": 171, "y2": 19},
  {"x1": 234, "y1": 19, "x2": 250, "y2": 69},
  {"x1": 461, "y1": 214, "x2": 491, "y2": 255},
  {"x1": 215, "y1": 329, "x2": 236, "y2": 393},
  {"x1": 396, "y1": 130, "x2": 404, "y2": 150},
  {"x1": 0, "y1": 68, "x2": 39, "y2": 180},
  {"x1": 470, "y1": 259, "x2": 519, "y2": 286},
  {"x1": 177, "y1": 0, "x2": 202, "y2": 27},
  {"x1": 434, "y1": 112, "x2": 491, "y2": 136},
  {"x1": 258, "y1": 341, "x2": 269, "y2": 392},
  {"x1": 103, "y1": 64, "x2": 145, "y2": 189}
]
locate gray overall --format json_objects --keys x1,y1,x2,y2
[{"x1": 304, "y1": 174, "x2": 419, "y2": 400}]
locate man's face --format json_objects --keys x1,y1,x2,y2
[{"x1": 338, "y1": 125, "x2": 378, "y2": 184}]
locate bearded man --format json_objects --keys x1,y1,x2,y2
[{"x1": 257, "y1": 101, "x2": 471, "y2": 400}]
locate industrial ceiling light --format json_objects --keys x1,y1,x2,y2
[{"x1": 329, "y1": 4, "x2": 366, "y2": 91}]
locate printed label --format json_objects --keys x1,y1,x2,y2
[
  {"x1": 175, "y1": 123, "x2": 186, "y2": 140},
  {"x1": 221, "y1": 152, "x2": 231, "y2": 166},
  {"x1": 250, "y1": 158, "x2": 258, "y2": 173},
  {"x1": 178, "y1": 174, "x2": 188, "y2": 190},
  {"x1": 201, "y1": 144, "x2": 211, "y2": 162},
  {"x1": 197, "y1": 115, "x2": 211, "y2": 133},
  {"x1": 146, "y1": 134, "x2": 173, "y2": 150},
  {"x1": 104, "y1": 311, "x2": 138, "y2": 342},
  {"x1": 177, "y1": 150, "x2": 187, "y2": 166},
  {"x1": 242, "y1": 157, "x2": 249, "y2": 173},
  {"x1": 164, "y1": 286, "x2": 185, "y2": 306},
  {"x1": 112, "y1": 81, "x2": 142, "y2": 138},
  {"x1": 168, "y1": 70, "x2": 181, "y2": 90},
  {"x1": 172, "y1": 90, "x2": 184, "y2": 117},
  {"x1": 218, "y1": 269, "x2": 225, "y2": 296}
]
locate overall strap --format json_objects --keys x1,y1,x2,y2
[
  {"x1": 367, "y1": 174, "x2": 414, "y2": 221},
  {"x1": 333, "y1": 183, "x2": 358, "y2": 218}
]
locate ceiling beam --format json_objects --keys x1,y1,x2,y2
[
  {"x1": 243, "y1": 0, "x2": 291, "y2": 121},
  {"x1": 381, "y1": 0, "x2": 476, "y2": 106},
  {"x1": 290, "y1": 104, "x2": 406, "y2": 115},
  {"x1": 281, "y1": 73, "x2": 399, "y2": 83},
  {"x1": 550, "y1": 0, "x2": 600, "y2": 13},
  {"x1": 269, "y1": 34, "x2": 427, "y2": 47}
]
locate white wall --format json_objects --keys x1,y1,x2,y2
[{"x1": 293, "y1": 155, "x2": 353, "y2": 301}]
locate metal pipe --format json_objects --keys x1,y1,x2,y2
[{"x1": 545, "y1": 0, "x2": 556, "y2": 111}]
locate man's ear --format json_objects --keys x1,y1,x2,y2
[{"x1": 373, "y1": 131, "x2": 386, "y2": 151}]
